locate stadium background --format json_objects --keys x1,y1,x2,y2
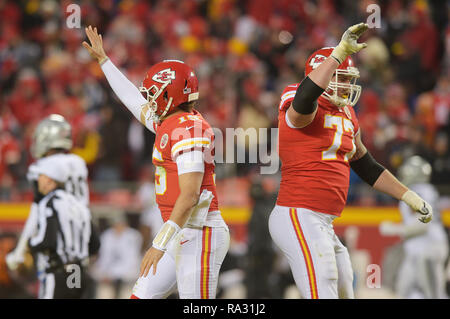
[{"x1": 0, "y1": 0, "x2": 449, "y2": 298}]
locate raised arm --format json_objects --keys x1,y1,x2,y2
[
  {"x1": 287, "y1": 23, "x2": 368, "y2": 128},
  {"x1": 83, "y1": 26, "x2": 156, "y2": 133}
]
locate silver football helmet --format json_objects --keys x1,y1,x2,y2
[
  {"x1": 31, "y1": 114, "x2": 73, "y2": 159},
  {"x1": 397, "y1": 156, "x2": 432, "y2": 186}
]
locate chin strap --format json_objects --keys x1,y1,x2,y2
[
  {"x1": 157, "y1": 97, "x2": 173, "y2": 121},
  {"x1": 328, "y1": 95, "x2": 347, "y2": 108},
  {"x1": 321, "y1": 91, "x2": 347, "y2": 108}
]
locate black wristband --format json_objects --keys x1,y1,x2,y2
[
  {"x1": 350, "y1": 151, "x2": 386, "y2": 186},
  {"x1": 291, "y1": 76, "x2": 324, "y2": 115}
]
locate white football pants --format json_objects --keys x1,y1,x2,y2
[
  {"x1": 396, "y1": 245, "x2": 448, "y2": 299},
  {"x1": 269, "y1": 205, "x2": 354, "y2": 299},
  {"x1": 132, "y1": 221, "x2": 230, "y2": 299}
]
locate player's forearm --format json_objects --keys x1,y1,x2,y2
[
  {"x1": 372, "y1": 170, "x2": 409, "y2": 200},
  {"x1": 288, "y1": 57, "x2": 339, "y2": 128},
  {"x1": 100, "y1": 58, "x2": 154, "y2": 131},
  {"x1": 169, "y1": 191, "x2": 201, "y2": 228},
  {"x1": 373, "y1": 172, "x2": 432, "y2": 223},
  {"x1": 292, "y1": 56, "x2": 339, "y2": 115},
  {"x1": 151, "y1": 192, "x2": 199, "y2": 252},
  {"x1": 14, "y1": 204, "x2": 39, "y2": 256},
  {"x1": 350, "y1": 141, "x2": 408, "y2": 199},
  {"x1": 308, "y1": 57, "x2": 340, "y2": 89},
  {"x1": 369, "y1": 164, "x2": 432, "y2": 223}
]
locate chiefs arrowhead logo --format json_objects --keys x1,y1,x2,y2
[
  {"x1": 152, "y1": 68, "x2": 176, "y2": 84},
  {"x1": 309, "y1": 54, "x2": 326, "y2": 70}
]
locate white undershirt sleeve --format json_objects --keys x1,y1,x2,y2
[
  {"x1": 285, "y1": 112, "x2": 302, "y2": 129},
  {"x1": 101, "y1": 59, "x2": 156, "y2": 133},
  {"x1": 176, "y1": 150, "x2": 205, "y2": 175}
]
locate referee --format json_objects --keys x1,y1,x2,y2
[{"x1": 28, "y1": 156, "x2": 100, "y2": 299}]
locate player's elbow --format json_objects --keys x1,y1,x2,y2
[
  {"x1": 179, "y1": 189, "x2": 201, "y2": 208},
  {"x1": 178, "y1": 171, "x2": 204, "y2": 208},
  {"x1": 287, "y1": 107, "x2": 316, "y2": 128}
]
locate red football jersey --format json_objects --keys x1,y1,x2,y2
[
  {"x1": 152, "y1": 110, "x2": 219, "y2": 222},
  {"x1": 276, "y1": 84, "x2": 360, "y2": 216}
]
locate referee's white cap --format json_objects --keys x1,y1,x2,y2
[{"x1": 34, "y1": 155, "x2": 68, "y2": 183}]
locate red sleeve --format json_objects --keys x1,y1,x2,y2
[{"x1": 278, "y1": 83, "x2": 300, "y2": 112}]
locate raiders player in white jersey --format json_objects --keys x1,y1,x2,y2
[
  {"x1": 6, "y1": 114, "x2": 90, "y2": 271},
  {"x1": 380, "y1": 156, "x2": 449, "y2": 298}
]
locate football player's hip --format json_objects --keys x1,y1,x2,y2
[
  {"x1": 275, "y1": 199, "x2": 344, "y2": 217},
  {"x1": 277, "y1": 190, "x2": 346, "y2": 216}
]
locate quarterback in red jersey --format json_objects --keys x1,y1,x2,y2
[
  {"x1": 152, "y1": 111, "x2": 219, "y2": 222},
  {"x1": 84, "y1": 26, "x2": 229, "y2": 299},
  {"x1": 269, "y1": 23, "x2": 433, "y2": 299}
]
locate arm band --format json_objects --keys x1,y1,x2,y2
[
  {"x1": 350, "y1": 151, "x2": 386, "y2": 186},
  {"x1": 291, "y1": 76, "x2": 324, "y2": 115},
  {"x1": 176, "y1": 151, "x2": 205, "y2": 175},
  {"x1": 152, "y1": 220, "x2": 181, "y2": 251}
]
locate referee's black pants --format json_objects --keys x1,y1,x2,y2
[{"x1": 39, "y1": 266, "x2": 89, "y2": 299}]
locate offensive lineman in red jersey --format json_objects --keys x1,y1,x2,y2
[
  {"x1": 269, "y1": 23, "x2": 433, "y2": 299},
  {"x1": 83, "y1": 26, "x2": 229, "y2": 299}
]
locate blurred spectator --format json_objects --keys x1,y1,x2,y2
[
  {"x1": 92, "y1": 213, "x2": 142, "y2": 299},
  {"x1": 94, "y1": 105, "x2": 128, "y2": 183},
  {"x1": 0, "y1": 0, "x2": 447, "y2": 204},
  {"x1": 71, "y1": 114, "x2": 101, "y2": 166},
  {"x1": 0, "y1": 131, "x2": 21, "y2": 199},
  {"x1": 431, "y1": 131, "x2": 450, "y2": 186}
]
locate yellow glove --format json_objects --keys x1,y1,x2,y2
[
  {"x1": 331, "y1": 23, "x2": 369, "y2": 64},
  {"x1": 401, "y1": 190, "x2": 433, "y2": 223}
]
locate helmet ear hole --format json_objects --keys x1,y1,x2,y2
[{"x1": 163, "y1": 91, "x2": 168, "y2": 102}]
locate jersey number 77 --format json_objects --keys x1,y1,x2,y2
[{"x1": 322, "y1": 114, "x2": 356, "y2": 162}]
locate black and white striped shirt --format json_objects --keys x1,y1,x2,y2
[{"x1": 29, "y1": 189, "x2": 100, "y2": 273}]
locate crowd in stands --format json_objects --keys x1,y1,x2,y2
[{"x1": 0, "y1": 0, "x2": 449, "y2": 204}]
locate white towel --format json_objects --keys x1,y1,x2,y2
[{"x1": 186, "y1": 189, "x2": 214, "y2": 228}]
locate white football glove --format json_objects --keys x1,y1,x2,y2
[
  {"x1": 331, "y1": 22, "x2": 369, "y2": 64},
  {"x1": 401, "y1": 190, "x2": 433, "y2": 223},
  {"x1": 5, "y1": 250, "x2": 25, "y2": 271}
]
